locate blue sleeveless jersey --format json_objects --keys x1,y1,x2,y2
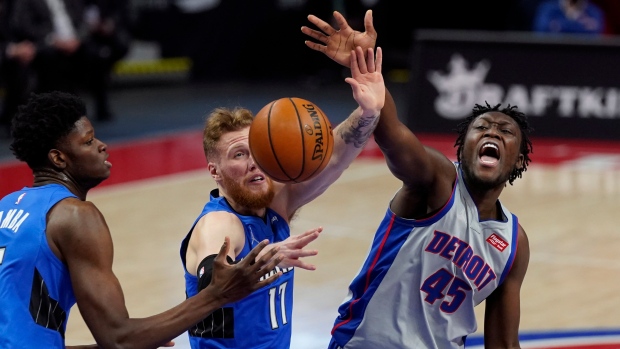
[
  {"x1": 0, "y1": 184, "x2": 78, "y2": 348},
  {"x1": 180, "y1": 189, "x2": 294, "y2": 349},
  {"x1": 329, "y1": 164, "x2": 519, "y2": 349}
]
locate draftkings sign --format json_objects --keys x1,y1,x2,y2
[{"x1": 407, "y1": 30, "x2": 620, "y2": 140}]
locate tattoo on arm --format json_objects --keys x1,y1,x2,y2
[{"x1": 337, "y1": 115, "x2": 379, "y2": 148}]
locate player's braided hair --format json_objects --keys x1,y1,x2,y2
[
  {"x1": 454, "y1": 102, "x2": 533, "y2": 185},
  {"x1": 10, "y1": 91, "x2": 86, "y2": 169}
]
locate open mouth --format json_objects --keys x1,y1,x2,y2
[
  {"x1": 250, "y1": 175, "x2": 264, "y2": 183},
  {"x1": 479, "y1": 142, "x2": 500, "y2": 165}
]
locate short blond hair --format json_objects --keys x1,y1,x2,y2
[{"x1": 203, "y1": 107, "x2": 254, "y2": 162}]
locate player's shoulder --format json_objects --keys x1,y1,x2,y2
[
  {"x1": 517, "y1": 223, "x2": 528, "y2": 242},
  {"x1": 202, "y1": 210, "x2": 242, "y2": 224},
  {"x1": 49, "y1": 198, "x2": 103, "y2": 228},
  {"x1": 193, "y1": 210, "x2": 246, "y2": 253},
  {"x1": 45, "y1": 198, "x2": 111, "y2": 253},
  {"x1": 54, "y1": 196, "x2": 98, "y2": 212},
  {"x1": 197, "y1": 210, "x2": 245, "y2": 236}
]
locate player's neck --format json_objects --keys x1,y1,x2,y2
[
  {"x1": 222, "y1": 194, "x2": 267, "y2": 218},
  {"x1": 32, "y1": 168, "x2": 88, "y2": 200},
  {"x1": 467, "y1": 185, "x2": 504, "y2": 220}
]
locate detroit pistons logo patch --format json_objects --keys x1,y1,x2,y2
[{"x1": 486, "y1": 233, "x2": 508, "y2": 252}]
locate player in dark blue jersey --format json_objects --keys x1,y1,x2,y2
[
  {"x1": 180, "y1": 46, "x2": 386, "y2": 348},
  {"x1": 0, "y1": 91, "x2": 283, "y2": 349}
]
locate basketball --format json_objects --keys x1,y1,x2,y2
[{"x1": 249, "y1": 97, "x2": 334, "y2": 183}]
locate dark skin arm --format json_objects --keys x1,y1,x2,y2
[
  {"x1": 303, "y1": 10, "x2": 455, "y2": 219},
  {"x1": 47, "y1": 198, "x2": 282, "y2": 349},
  {"x1": 374, "y1": 89, "x2": 456, "y2": 219},
  {"x1": 483, "y1": 225, "x2": 530, "y2": 349},
  {"x1": 305, "y1": 10, "x2": 529, "y2": 347}
]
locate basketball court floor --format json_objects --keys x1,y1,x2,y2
[
  {"x1": 50, "y1": 133, "x2": 619, "y2": 348},
  {"x1": 1, "y1": 82, "x2": 619, "y2": 348}
]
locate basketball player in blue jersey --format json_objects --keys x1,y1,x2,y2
[
  {"x1": 0, "y1": 91, "x2": 284, "y2": 349},
  {"x1": 179, "y1": 47, "x2": 386, "y2": 348},
  {"x1": 302, "y1": 10, "x2": 533, "y2": 349}
]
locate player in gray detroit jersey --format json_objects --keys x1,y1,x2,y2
[
  {"x1": 330, "y1": 162, "x2": 522, "y2": 348},
  {"x1": 302, "y1": 10, "x2": 533, "y2": 349}
]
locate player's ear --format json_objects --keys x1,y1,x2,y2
[
  {"x1": 516, "y1": 153, "x2": 524, "y2": 170},
  {"x1": 48, "y1": 149, "x2": 67, "y2": 170},
  {"x1": 208, "y1": 162, "x2": 219, "y2": 180}
]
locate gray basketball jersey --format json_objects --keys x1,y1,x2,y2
[{"x1": 330, "y1": 163, "x2": 519, "y2": 348}]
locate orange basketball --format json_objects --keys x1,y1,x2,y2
[{"x1": 249, "y1": 97, "x2": 334, "y2": 183}]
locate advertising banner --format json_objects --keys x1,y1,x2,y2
[{"x1": 408, "y1": 30, "x2": 620, "y2": 140}]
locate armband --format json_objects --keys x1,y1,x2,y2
[{"x1": 197, "y1": 254, "x2": 237, "y2": 291}]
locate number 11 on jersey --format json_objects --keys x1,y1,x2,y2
[{"x1": 268, "y1": 281, "x2": 288, "y2": 329}]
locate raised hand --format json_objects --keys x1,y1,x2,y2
[
  {"x1": 346, "y1": 46, "x2": 385, "y2": 116},
  {"x1": 207, "y1": 237, "x2": 283, "y2": 303},
  {"x1": 257, "y1": 227, "x2": 322, "y2": 270},
  {"x1": 302, "y1": 10, "x2": 377, "y2": 67}
]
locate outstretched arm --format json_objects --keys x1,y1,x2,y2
[
  {"x1": 302, "y1": 9, "x2": 456, "y2": 219},
  {"x1": 51, "y1": 199, "x2": 281, "y2": 349},
  {"x1": 374, "y1": 89, "x2": 444, "y2": 187},
  {"x1": 302, "y1": 10, "x2": 376, "y2": 68},
  {"x1": 302, "y1": 9, "x2": 437, "y2": 185},
  {"x1": 256, "y1": 226, "x2": 323, "y2": 270},
  {"x1": 276, "y1": 46, "x2": 385, "y2": 216}
]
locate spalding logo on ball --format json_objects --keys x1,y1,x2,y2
[{"x1": 249, "y1": 97, "x2": 334, "y2": 183}]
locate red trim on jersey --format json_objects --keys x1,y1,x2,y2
[
  {"x1": 331, "y1": 212, "x2": 397, "y2": 335},
  {"x1": 365, "y1": 213, "x2": 396, "y2": 291}
]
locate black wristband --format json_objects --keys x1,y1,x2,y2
[{"x1": 197, "y1": 254, "x2": 237, "y2": 291}]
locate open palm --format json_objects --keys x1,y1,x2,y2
[
  {"x1": 302, "y1": 10, "x2": 377, "y2": 67},
  {"x1": 346, "y1": 47, "x2": 385, "y2": 115}
]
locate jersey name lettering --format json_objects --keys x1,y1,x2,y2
[
  {"x1": 0, "y1": 209, "x2": 30, "y2": 233},
  {"x1": 259, "y1": 265, "x2": 293, "y2": 281}
]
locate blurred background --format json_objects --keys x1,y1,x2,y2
[
  {"x1": 1, "y1": 0, "x2": 620, "y2": 348},
  {"x1": 3, "y1": 0, "x2": 620, "y2": 159}
]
